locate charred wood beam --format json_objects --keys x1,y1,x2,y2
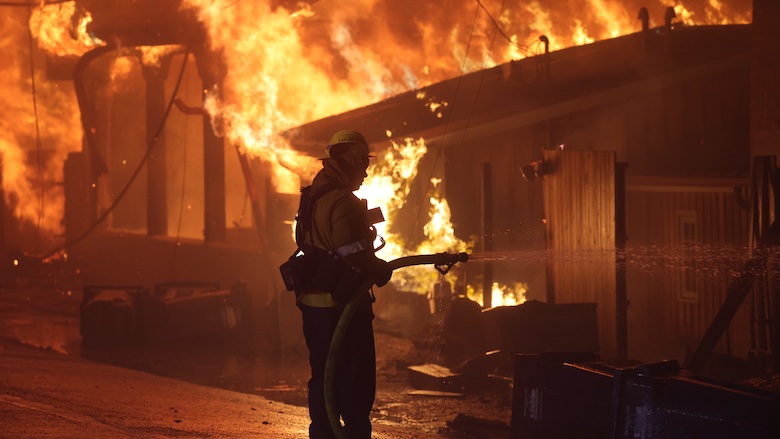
[
  {"x1": 73, "y1": 44, "x2": 114, "y2": 179},
  {"x1": 482, "y1": 163, "x2": 493, "y2": 309},
  {"x1": 143, "y1": 62, "x2": 172, "y2": 237},
  {"x1": 196, "y1": 48, "x2": 227, "y2": 242},
  {"x1": 615, "y1": 162, "x2": 628, "y2": 360}
]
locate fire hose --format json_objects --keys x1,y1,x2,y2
[{"x1": 324, "y1": 251, "x2": 469, "y2": 438}]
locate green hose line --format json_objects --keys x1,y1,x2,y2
[
  {"x1": 324, "y1": 278, "x2": 375, "y2": 439},
  {"x1": 323, "y1": 252, "x2": 468, "y2": 438}
]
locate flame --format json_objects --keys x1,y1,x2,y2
[
  {"x1": 355, "y1": 138, "x2": 472, "y2": 294},
  {"x1": 182, "y1": 0, "x2": 389, "y2": 194},
  {"x1": 29, "y1": 3, "x2": 102, "y2": 57},
  {"x1": 175, "y1": 0, "x2": 752, "y2": 292},
  {"x1": 2, "y1": 0, "x2": 753, "y2": 256},
  {"x1": 1, "y1": 9, "x2": 83, "y2": 237},
  {"x1": 108, "y1": 56, "x2": 134, "y2": 83},
  {"x1": 355, "y1": 137, "x2": 430, "y2": 262},
  {"x1": 462, "y1": 280, "x2": 528, "y2": 308},
  {"x1": 179, "y1": 0, "x2": 752, "y2": 196},
  {"x1": 572, "y1": 19, "x2": 596, "y2": 46},
  {"x1": 139, "y1": 45, "x2": 183, "y2": 67}
]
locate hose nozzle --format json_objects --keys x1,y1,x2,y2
[
  {"x1": 432, "y1": 252, "x2": 468, "y2": 275},
  {"x1": 388, "y1": 252, "x2": 470, "y2": 274}
]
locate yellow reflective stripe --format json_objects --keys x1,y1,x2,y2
[
  {"x1": 297, "y1": 292, "x2": 340, "y2": 308},
  {"x1": 335, "y1": 239, "x2": 371, "y2": 257}
]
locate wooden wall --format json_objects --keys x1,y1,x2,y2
[
  {"x1": 541, "y1": 149, "x2": 617, "y2": 359},
  {"x1": 441, "y1": 51, "x2": 752, "y2": 363},
  {"x1": 625, "y1": 186, "x2": 752, "y2": 362},
  {"x1": 444, "y1": 128, "x2": 548, "y2": 300}
]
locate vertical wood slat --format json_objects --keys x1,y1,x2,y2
[
  {"x1": 543, "y1": 149, "x2": 617, "y2": 359},
  {"x1": 637, "y1": 188, "x2": 751, "y2": 359}
]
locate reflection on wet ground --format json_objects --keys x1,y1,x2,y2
[
  {"x1": 0, "y1": 313, "x2": 80, "y2": 355},
  {"x1": 0, "y1": 288, "x2": 82, "y2": 355},
  {"x1": 81, "y1": 340, "x2": 311, "y2": 406},
  {"x1": 0, "y1": 285, "x2": 310, "y2": 407}
]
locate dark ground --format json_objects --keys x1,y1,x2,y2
[
  {"x1": 6, "y1": 260, "x2": 780, "y2": 439},
  {"x1": 0, "y1": 266, "x2": 513, "y2": 438}
]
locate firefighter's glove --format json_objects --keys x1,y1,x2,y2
[{"x1": 374, "y1": 259, "x2": 392, "y2": 287}]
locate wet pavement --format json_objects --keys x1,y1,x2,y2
[
  {"x1": 0, "y1": 337, "x2": 311, "y2": 438},
  {"x1": 0, "y1": 282, "x2": 513, "y2": 438}
]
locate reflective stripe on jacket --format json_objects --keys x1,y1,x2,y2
[
  {"x1": 296, "y1": 183, "x2": 373, "y2": 308},
  {"x1": 297, "y1": 290, "x2": 341, "y2": 308}
]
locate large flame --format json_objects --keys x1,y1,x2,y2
[
  {"x1": 2, "y1": 0, "x2": 753, "y2": 259},
  {"x1": 177, "y1": 0, "x2": 752, "y2": 195},
  {"x1": 29, "y1": 3, "x2": 102, "y2": 57},
  {"x1": 0, "y1": 8, "x2": 85, "y2": 239},
  {"x1": 355, "y1": 138, "x2": 473, "y2": 294}
]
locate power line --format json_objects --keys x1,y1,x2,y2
[
  {"x1": 25, "y1": 4, "x2": 44, "y2": 251},
  {"x1": 0, "y1": 1, "x2": 73, "y2": 6},
  {"x1": 476, "y1": 0, "x2": 532, "y2": 56}
]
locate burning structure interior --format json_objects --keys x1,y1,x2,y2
[{"x1": 1, "y1": 0, "x2": 779, "y2": 428}]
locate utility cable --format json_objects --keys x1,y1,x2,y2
[
  {"x1": 402, "y1": 0, "x2": 481, "y2": 242},
  {"x1": 455, "y1": 0, "x2": 506, "y2": 147},
  {"x1": 0, "y1": 0, "x2": 72, "y2": 6},
  {"x1": 407, "y1": 0, "x2": 511, "y2": 243},
  {"x1": 41, "y1": 45, "x2": 192, "y2": 260},
  {"x1": 475, "y1": 0, "x2": 532, "y2": 55},
  {"x1": 26, "y1": 2, "x2": 44, "y2": 251}
]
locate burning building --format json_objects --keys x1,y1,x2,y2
[{"x1": 2, "y1": 0, "x2": 776, "y2": 377}]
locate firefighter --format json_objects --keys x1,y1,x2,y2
[{"x1": 295, "y1": 130, "x2": 392, "y2": 439}]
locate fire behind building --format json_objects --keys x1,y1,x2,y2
[{"x1": 1, "y1": 0, "x2": 778, "y2": 380}]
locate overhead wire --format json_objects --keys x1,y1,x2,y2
[
  {"x1": 407, "y1": 0, "x2": 513, "y2": 243},
  {"x1": 402, "y1": 0, "x2": 481, "y2": 242},
  {"x1": 41, "y1": 45, "x2": 193, "y2": 260},
  {"x1": 25, "y1": 2, "x2": 44, "y2": 251},
  {"x1": 455, "y1": 0, "x2": 507, "y2": 148},
  {"x1": 475, "y1": 0, "x2": 532, "y2": 55},
  {"x1": 0, "y1": 0, "x2": 72, "y2": 6}
]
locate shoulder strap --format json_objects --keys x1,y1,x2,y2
[{"x1": 295, "y1": 183, "x2": 339, "y2": 248}]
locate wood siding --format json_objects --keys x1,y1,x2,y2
[
  {"x1": 542, "y1": 150, "x2": 617, "y2": 359},
  {"x1": 625, "y1": 187, "x2": 751, "y2": 362}
]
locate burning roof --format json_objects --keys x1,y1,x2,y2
[{"x1": 283, "y1": 22, "x2": 752, "y2": 156}]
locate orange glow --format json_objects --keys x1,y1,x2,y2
[
  {"x1": 464, "y1": 281, "x2": 528, "y2": 308},
  {"x1": 180, "y1": 0, "x2": 751, "y2": 195},
  {"x1": 355, "y1": 138, "x2": 472, "y2": 294},
  {"x1": 109, "y1": 57, "x2": 134, "y2": 83},
  {"x1": 1, "y1": 9, "x2": 83, "y2": 235},
  {"x1": 2, "y1": 0, "x2": 753, "y2": 255},
  {"x1": 29, "y1": 3, "x2": 103, "y2": 57},
  {"x1": 140, "y1": 45, "x2": 183, "y2": 67}
]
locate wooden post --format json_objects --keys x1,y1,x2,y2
[
  {"x1": 0, "y1": 153, "x2": 4, "y2": 254},
  {"x1": 482, "y1": 163, "x2": 493, "y2": 309},
  {"x1": 143, "y1": 62, "x2": 170, "y2": 237},
  {"x1": 196, "y1": 49, "x2": 227, "y2": 243},
  {"x1": 615, "y1": 162, "x2": 628, "y2": 360}
]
